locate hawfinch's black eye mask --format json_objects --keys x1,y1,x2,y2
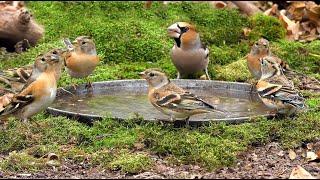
[{"x1": 174, "y1": 24, "x2": 190, "y2": 48}]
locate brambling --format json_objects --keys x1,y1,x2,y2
[
  {"x1": 256, "y1": 57, "x2": 305, "y2": 117},
  {"x1": 63, "y1": 36, "x2": 100, "y2": 90},
  {"x1": 167, "y1": 22, "x2": 210, "y2": 80},
  {"x1": 247, "y1": 38, "x2": 320, "y2": 91},
  {"x1": 139, "y1": 68, "x2": 225, "y2": 124},
  {"x1": 0, "y1": 49, "x2": 65, "y2": 122},
  {"x1": 247, "y1": 38, "x2": 288, "y2": 80}
]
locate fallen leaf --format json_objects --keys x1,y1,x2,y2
[
  {"x1": 264, "y1": 4, "x2": 279, "y2": 17},
  {"x1": 307, "y1": 143, "x2": 314, "y2": 150},
  {"x1": 287, "y1": 1, "x2": 306, "y2": 21},
  {"x1": 243, "y1": 27, "x2": 251, "y2": 37},
  {"x1": 289, "y1": 149, "x2": 297, "y2": 160},
  {"x1": 210, "y1": 1, "x2": 227, "y2": 9},
  {"x1": 279, "y1": 10, "x2": 301, "y2": 41},
  {"x1": 47, "y1": 153, "x2": 59, "y2": 160},
  {"x1": 289, "y1": 165, "x2": 316, "y2": 179},
  {"x1": 306, "y1": 151, "x2": 318, "y2": 161},
  {"x1": 305, "y1": 1, "x2": 320, "y2": 27}
]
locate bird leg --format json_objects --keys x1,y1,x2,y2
[
  {"x1": 85, "y1": 77, "x2": 93, "y2": 92},
  {"x1": 176, "y1": 72, "x2": 181, "y2": 79},
  {"x1": 169, "y1": 114, "x2": 175, "y2": 122},
  {"x1": 185, "y1": 116, "x2": 190, "y2": 126},
  {"x1": 205, "y1": 68, "x2": 211, "y2": 80},
  {"x1": 70, "y1": 78, "x2": 78, "y2": 91}
]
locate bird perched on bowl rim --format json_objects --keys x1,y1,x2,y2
[
  {"x1": 167, "y1": 22, "x2": 210, "y2": 80},
  {"x1": 63, "y1": 36, "x2": 99, "y2": 90},
  {"x1": 0, "y1": 48, "x2": 65, "y2": 122},
  {"x1": 139, "y1": 68, "x2": 225, "y2": 124},
  {"x1": 247, "y1": 38, "x2": 320, "y2": 91},
  {"x1": 256, "y1": 56, "x2": 305, "y2": 117}
]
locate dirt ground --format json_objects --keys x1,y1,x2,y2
[{"x1": 1, "y1": 142, "x2": 320, "y2": 179}]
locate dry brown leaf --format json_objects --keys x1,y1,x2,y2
[
  {"x1": 307, "y1": 143, "x2": 314, "y2": 150},
  {"x1": 243, "y1": 27, "x2": 252, "y2": 37},
  {"x1": 210, "y1": 1, "x2": 227, "y2": 9},
  {"x1": 287, "y1": 1, "x2": 306, "y2": 21},
  {"x1": 305, "y1": 1, "x2": 320, "y2": 27},
  {"x1": 144, "y1": 1, "x2": 152, "y2": 9},
  {"x1": 264, "y1": 4, "x2": 279, "y2": 17},
  {"x1": 279, "y1": 10, "x2": 301, "y2": 41},
  {"x1": 47, "y1": 153, "x2": 59, "y2": 160},
  {"x1": 289, "y1": 149, "x2": 297, "y2": 160},
  {"x1": 289, "y1": 165, "x2": 316, "y2": 179}
]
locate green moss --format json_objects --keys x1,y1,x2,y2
[
  {"x1": 248, "y1": 13, "x2": 286, "y2": 42},
  {"x1": 0, "y1": 151, "x2": 46, "y2": 173},
  {"x1": 271, "y1": 40, "x2": 320, "y2": 74},
  {"x1": 185, "y1": 3, "x2": 248, "y2": 45},
  {"x1": 109, "y1": 151, "x2": 152, "y2": 174},
  {"x1": 0, "y1": 1, "x2": 319, "y2": 175},
  {"x1": 214, "y1": 58, "x2": 251, "y2": 82}
]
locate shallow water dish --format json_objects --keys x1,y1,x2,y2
[{"x1": 47, "y1": 79, "x2": 275, "y2": 125}]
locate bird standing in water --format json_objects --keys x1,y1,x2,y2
[
  {"x1": 139, "y1": 68, "x2": 226, "y2": 124},
  {"x1": 256, "y1": 56, "x2": 305, "y2": 117}
]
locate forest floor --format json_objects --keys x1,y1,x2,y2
[{"x1": 0, "y1": 2, "x2": 319, "y2": 179}]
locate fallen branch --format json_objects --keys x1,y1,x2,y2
[{"x1": 231, "y1": 1, "x2": 262, "y2": 16}]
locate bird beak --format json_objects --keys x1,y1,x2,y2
[
  {"x1": 51, "y1": 54, "x2": 60, "y2": 62},
  {"x1": 72, "y1": 40, "x2": 77, "y2": 45},
  {"x1": 167, "y1": 23, "x2": 181, "y2": 38}
]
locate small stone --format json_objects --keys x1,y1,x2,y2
[{"x1": 277, "y1": 150, "x2": 285, "y2": 157}]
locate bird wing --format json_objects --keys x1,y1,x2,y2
[
  {"x1": 0, "y1": 82, "x2": 35, "y2": 116},
  {"x1": 201, "y1": 43, "x2": 209, "y2": 59},
  {"x1": 0, "y1": 94, "x2": 34, "y2": 116},
  {"x1": 257, "y1": 80, "x2": 304, "y2": 108},
  {"x1": 156, "y1": 91, "x2": 219, "y2": 112}
]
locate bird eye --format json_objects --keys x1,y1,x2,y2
[
  {"x1": 41, "y1": 57, "x2": 45, "y2": 62},
  {"x1": 149, "y1": 73, "x2": 155, "y2": 77},
  {"x1": 52, "y1": 50, "x2": 57, "y2": 54},
  {"x1": 82, "y1": 41, "x2": 86, "y2": 45},
  {"x1": 180, "y1": 27, "x2": 189, "y2": 33}
]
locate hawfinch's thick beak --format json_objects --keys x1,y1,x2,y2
[{"x1": 167, "y1": 23, "x2": 181, "y2": 38}]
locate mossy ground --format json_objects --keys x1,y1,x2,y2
[{"x1": 0, "y1": 2, "x2": 319, "y2": 175}]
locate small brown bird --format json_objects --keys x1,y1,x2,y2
[
  {"x1": 0, "y1": 49, "x2": 65, "y2": 122},
  {"x1": 63, "y1": 36, "x2": 100, "y2": 89},
  {"x1": 139, "y1": 68, "x2": 225, "y2": 124},
  {"x1": 247, "y1": 38, "x2": 320, "y2": 91},
  {"x1": 256, "y1": 57, "x2": 305, "y2": 117},
  {"x1": 167, "y1": 22, "x2": 210, "y2": 80}
]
